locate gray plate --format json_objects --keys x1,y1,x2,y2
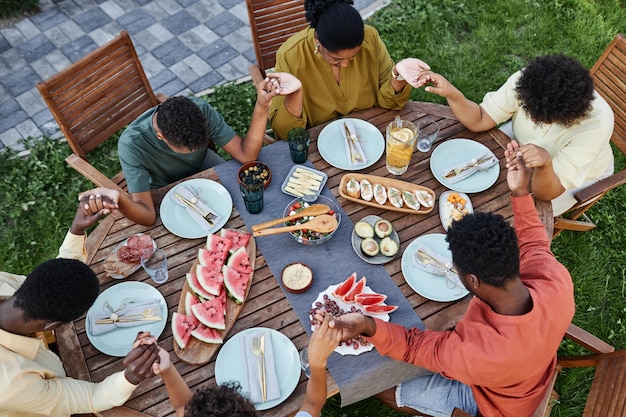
[{"x1": 351, "y1": 215, "x2": 401, "y2": 264}]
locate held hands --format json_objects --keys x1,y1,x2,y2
[
  {"x1": 313, "y1": 310, "x2": 376, "y2": 342},
  {"x1": 265, "y1": 72, "x2": 302, "y2": 96},
  {"x1": 416, "y1": 71, "x2": 459, "y2": 98},
  {"x1": 394, "y1": 58, "x2": 431, "y2": 88},
  {"x1": 123, "y1": 332, "x2": 160, "y2": 385},
  {"x1": 308, "y1": 313, "x2": 342, "y2": 369},
  {"x1": 505, "y1": 140, "x2": 533, "y2": 196},
  {"x1": 78, "y1": 187, "x2": 120, "y2": 215}
]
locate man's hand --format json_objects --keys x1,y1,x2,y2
[
  {"x1": 416, "y1": 71, "x2": 459, "y2": 98},
  {"x1": 78, "y1": 187, "x2": 120, "y2": 216},
  {"x1": 308, "y1": 313, "x2": 342, "y2": 369},
  {"x1": 505, "y1": 140, "x2": 533, "y2": 196},
  {"x1": 123, "y1": 333, "x2": 160, "y2": 385},
  {"x1": 265, "y1": 72, "x2": 302, "y2": 96},
  {"x1": 69, "y1": 200, "x2": 108, "y2": 235},
  {"x1": 315, "y1": 310, "x2": 376, "y2": 341},
  {"x1": 395, "y1": 58, "x2": 431, "y2": 88},
  {"x1": 505, "y1": 141, "x2": 552, "y2": 170}
]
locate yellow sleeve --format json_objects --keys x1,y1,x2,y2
[{"x1": 57, "y1": 231, "x2": 87, "y2": 262}]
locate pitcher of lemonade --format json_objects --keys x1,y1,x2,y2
[{"x1": 385, "y1": 116, "x2": 418, "y2": 175}]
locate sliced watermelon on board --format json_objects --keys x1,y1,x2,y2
[
  {"x1": 191, "y1": 323, "x2": 223, "y2": 344},
  {"x1": 191, "y1": 290, "x2": 226, "y2": 330},
  {"x1": 172, "y1": 312, "x2": 200, "y2": 349},
  {"x1": 226, "y1": 246, "x2": 253, "y2": 274},
  {"x1": 184, "y1": 292, "x2": 202, "y2": 316},
  {"x1": 196, "y1": 265, "x2": 224, "y2": 296},
  {"x1": 223, "y1": 265, "x2": 250, "y2": 304},
  {"x1": 186, "y1": 272, "x2": 215, "y2": 300},
  {"x1": 355, "y1": 293, "x2": 387, "y2": 306},
  {"x1": 198, "y1": 248, "x2": 225, "y2": 269},
  {"x1": 332, "y1": 272, "x2": 357, "y2": 298},
  {"x1": 343, "y1": 276, "x2": 366, "y2": 303},
  {"x1": 206, "y1": 234, "x2": 232, "y2": 262},
  {"x1": 221, "y1": 229, "x2": 251, "y2": 252}
]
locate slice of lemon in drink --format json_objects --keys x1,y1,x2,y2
[{"x1": 391, "y1": 127, "x2": 414, "y2": 142}]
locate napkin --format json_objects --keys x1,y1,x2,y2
[
  {"x1": 241, "y1": 330, "x2": 281, "y2": 403},
  {"x1": 88, "y1": 299, "x2": 162, "y2": 336},
  {"x1": 411, "y1": 244, "x2": 464, "y2": 289},
  {"x1": 342, "y1": 120, "x2": 368, "y2": 166},
  {"x1": 441, "y1": 151, "x2": 498, "y2": 184},
  {"x1": 170, "y1": 185, "x2": 221, "y2": 232}
]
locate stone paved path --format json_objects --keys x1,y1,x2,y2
[{"x1": 0, "y1": 0, "x2": 387, "y2": 151}]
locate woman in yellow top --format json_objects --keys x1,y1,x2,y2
[{"x1": 267, "y1": 0, "x2": 431, "y2": 140}]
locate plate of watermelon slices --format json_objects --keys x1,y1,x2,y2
[{"x1": 172, "y1": 229, "x2": 256, "y2": 365}]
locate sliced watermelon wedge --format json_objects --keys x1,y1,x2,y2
[
  {"x1": 186, "y1": 272, "x2": 214, "y2": 300},
  {"x1": 343, "y1": 276, "x2": 366, "y2": 303},
  {"x1": 223, "y1": 265, "x2": 250, "y2": 304},
  {"x1": 332, "y1": 272, "x2": 357, "y2": 298},
  {"x1": 172, "y1": 312, "x2": 200, "y2": 349},
  {"x1": 355, "y1": 293, "x2": 387, "y2": 306},
  {"x1": 191, "y1": 290, "x2": 226, "y2": 330},
  {"x1": 221, "y1": 229, "x2": 251, "y2": 252},
  {"x1": 198, "y1": 248, "x2": 225, "y2": 269},
  {"x1": 226, "y1": 246, "x2": 253, "y2": 274},
  {"x1": 184, "y1": 292, "x2": 202, "y2": 316},
  {"x1": 191, "y1": 323, "x2": 223, "y2": 344},
  {"x1": 196, "y1": 264, "x2": 224, "y2": 296},
  {"x1": 206, "y1": 233, "x2": 232, "y2": 261}
]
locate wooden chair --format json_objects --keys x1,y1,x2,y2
[
  {"x1": 37, "y1": 31, "x2": 166, "y2": 193},
  {"x1": 553, "y1": 33, "x2": 626, "y2": 237},
  {"x1": 451, "y1": 324, "x2": 617, "y2": 417}
]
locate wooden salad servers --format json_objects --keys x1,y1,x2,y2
[
  {"x1": 251, "y1": 204, "x2": 331, "y2": 232},
  {"x1": 252, "y1": 214, "x2": 338, "y2": 237}
]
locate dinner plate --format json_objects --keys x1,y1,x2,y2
[
  {"x1": 160, "y1": 178, "x2": 233, "y2": 239},
  {"x1": 401, "y1": 234, "x2": 470, "y2": 302},
  {"x1": 439, "y1": 191, "x2": 474, "y2": 231},
  {"x1": 86, "y1": 281, "x2": 168, "y2": 357},
  {"x1": 351, "y1": 215, "x2": 401, "y2": 264},
  {"x1": 430, "y1": 139, "x2": 499, "y2": 193},
  {"x1": 215, "y1": 327, "x2": 299, "y2": 410},
  {"x1": 317, "y1": 118, "x2": 384, "y2": 170}
]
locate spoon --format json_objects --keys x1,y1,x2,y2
[
  {"x1": 253, "y1": 214, "x2": 338, "y2": 237},
  {"x1": 251, "y1": 204, "x2": 331, "y2": 232}
]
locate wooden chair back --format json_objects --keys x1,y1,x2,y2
[
  {"x1": 553, "y1": 33, "x2": 626, "y2": 236},
  {"x1": 245, "y1": 0, "x2": 309, "y2": 74},
  {"x1": 37, "y1": 31, "x2": 162, "y2": 192}
]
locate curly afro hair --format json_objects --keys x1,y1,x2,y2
[
  {"x1": 516, "y1": 55, "x2": 594, "y2": 127},
  {"x1": 305, "y1": 0, "x2": 364, "y2": 52},
  {"x1": 13, "y1": 258, "x2": 99, "y2": 322},
  {"x1": 156, "y1": 96, "x2": 209, "y2": 151},
  {"x1": 446, "y1": 211, "x2": 519, "y2": 288},
  {"x1": 184, "y1": 382, "x2": 257, "y2": 417}
]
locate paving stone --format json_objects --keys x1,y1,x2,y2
[
  {"x1": 145, "y1": 24, "x2": 174, "y2": 44},
  {"x1": 40, "y1": 120, "x2": 63, "y2": 139},
  {"x1": 189, "y1": 71, "x2": 224, "y2": 93},
  {"x1": 229, "y1": 4, "x2": 249, "y2": 23},
  {"x1": 44, "y1": 26, "x2": 72, "y2": 48},
  {"x1": 152, "y1": 38, "x2": 193, "y2": 67},
  {"x1": 136, "y1": 0, "x2": 152, "y2": 5},
  {"x1": 0, "y1": 34, "x2": 9, "y2": 54},
  {"x1": 185, "y1": 1, "x2": 215, "y2": 22},
  {"x1": 159, "y1": 78, "x2": 187, "y2": 97},
  {"x1": 99, "y1": 21, "x2": 126, "y2": 39},
  {"x1": 175, "y1": 0, "x2": 199, "y2": 7},
  {"x1": 142, "y1": 1, "x2": 170, "y2": 21},
  {"x1": 197, "y1": 39, "x2": 238, "y2": 68},
  {"x1": 137, "y1": 52, "x2": 166, "y2": 78},
  {"x1": 75, "y1": 0, "x2": 99, "y2": 12},
  {"x1": 60, "y1": 35, "x2": 98, "y2": 62},
  {"x1": 57, "y1": 0, "x2": 83, "y2": 18},
  {"x1": 0, "y1": 49, "x2": 27, "y2": 76},
  {"x1": 222, "y1": 26, "x2": 252, "y2": 53},
  {"x1": 215, "y1": 60, "x2": 246, "y2": 81},
  {"x1": 75, "y1": 8, "x2": 113, "y2": 33},
  {"x1": 32, "y1": 108, "x2": 55, "y2": 131},
  {"x1": 44, "y1": 49, "x2": 73, "y2": 72},
  {"x1": 242, "y1": 46, "x2": 256, "y2": 64},
  {"x1": 100, "y1": 1, "x2": 126, "y2": 20},
  {"x1": 218, "y1": 0, "x2": 240, "y2": 9},
  {"x1": 29, "y1": 7, "x2": 69, "y2": 32},
  {"x1": 186, "y1": 26, "x2": 219, "y2": 48},
  {"x1": 0, "y1": 66, "x2": 41, "y2": 96},
  {"x1": 161, "y1": 10, "x2": 200, "y2": 37},
  {"x1": 57, "y1": 19, "x2": 85, "y2": 42},
  {"x1": 150, "y1": 69, "x2": 177, "y2": 91},
  {"x1": 16, "y1": 119, "x2": 43, "y2": 140},
  {"x1": 89, "y1": 28, "x2": 116, "y2": 46},
  {"x1": 15, "y1": 18, "x2": 41, "y2": 41},
  {"x1": 16, "y1": 34, "x2": 56, "y2": 63},
  {"x1": 31, "y1": 55, "x2": 59, "y2": 80},
  {"x1": 0, "y1": 99, "x2": 28, "y2": 132},
  {"x1": 1, "y1": 27, "x2": 25, "y2": 48},
  {"x1": 155, "y1": 0, "x2": 184, "y2": 14},
  {"x1": 0, "y1": 129, "x2": 25, "y2": 150},
  {"x1": 117, "y1": 9, "x2": 156, "y2": 34},
  {"x1": 16, "y1": 90, "x2": 47, "y2": 118},
  {"x1": 170, "y1": 61, "x2": 201, "y2": 84},
  {"x1": 205, "y1": 11, "x2": 244, "y2": 37},
  {"x1": 133, "y1": 30, "x2": 162, "y2": 52},
  {"x1": 182, "y1": 54, "x2": 212, "y2": 76}
]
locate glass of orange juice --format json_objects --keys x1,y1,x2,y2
[{"x1": 385, "y1": 116, "x2": 418, "y2": 175}]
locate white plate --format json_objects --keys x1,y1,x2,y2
[
  {"x1": 317, "y1": 118, "x2": 384, "y2": 170},
  {"x1": 351, "y1": 215, "x2": 401, "y2": 264},
  {"x1": 160, "y1": 178, "x2": 233, "y2": 239},
  {"x1": 439, "y1": 191, "x2": 474, "y2": 231},
  {"x1": 280, "y1": 165, "x2": 328, "y2": 198},
  {"x1": 311, "y1": 283, "x2": 390, "y2": 355},
  {"x1": 86, "y1": 281, "x2": 168, "y2": 356},
  {"x1": 430, "y1": 139, "x2": 499, "y2": 193},
  {"x1": 215, "y1": 328, "x2": 299, "y2": 411},
  {"x1": 401, "y1": 234, "x2": 470, "y2": 302}
]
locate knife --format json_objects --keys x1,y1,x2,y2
[
  {"x1": 95, "y1": 316, "x2": 163, "y2": 324},
  {"x1": 443, "y1": 156, "x2": 493, "y2": 178},
  {"x1": 260, "y1": 333, "x2": 267, "y2": 402},
  {"x1": 173, "y1": 192, "x2": 215, "y2": 226},
  {"x1": 345, "y1": 120, "x2": 368, "y2": 161}
]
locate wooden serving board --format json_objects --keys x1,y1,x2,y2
[
  {"x1": 338, "y1": 174, "x2": 436, "y2": 214},
  {"x1": 173, "y1": 234, "x2": 256, "y2": 365}
]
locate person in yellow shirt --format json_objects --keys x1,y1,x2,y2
[
  {"x1": 267, "y1": 0, "x2": 431, "y2": 140},
  {"x1": 0, "y1": 195, "x2": 160, "y2": 416}
]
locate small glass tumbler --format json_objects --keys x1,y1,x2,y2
[
  {"x1": 141, "y1": 248, "x2": 168, "y2": 284},
  {"x1": 416, "y1": 118, "x2": 440, "y2": 153},
  {"x1": 299, "y1": 347, "x2": 311, "y2": 378},
  {"x1": 240, "y1": 176, "x2": 264, "y2": 214},
  {"x1": 288, "y1": 128, "x2": 310, "y2": 163}
]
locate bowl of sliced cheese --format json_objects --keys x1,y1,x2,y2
[{"x1": 281, "y1": 165, "x2": 328, "y2": 198}]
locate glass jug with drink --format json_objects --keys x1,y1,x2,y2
[{"x1": 385, "y1": 116, "x2": 418, "y2": 175}]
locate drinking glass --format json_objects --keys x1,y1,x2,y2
[
  {"x1": 288, "y1": 128, "x2": 310, "y2": 163},
  {"x1": 416, "y1": 118, "x2": 440, "y2": 153},
  {"x1": 240, "y1": 177, "x2": 264, "y2": 214},
  {"x1": 385, "y1": 116, "x2": 418, "y2": 175},
  {"x1": 299, "y1": 347, "x2": 311, "y2": 378},
  {"x1": 141, "y1": 249, "x2": 168, "y2": 284}
]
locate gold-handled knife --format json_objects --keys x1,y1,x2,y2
[
  {"x1": 173, "y1": 192, "x2": 215, "y2": 226},
  {"x1": 443, "y1": 156, "x2": 493, "y2": 178},
  {"x1": 260, "y1": 333, "x2": 267, "y2": 402},
  {"x1": 95, "y1": 316, "x2": 163, "y2": 324}
]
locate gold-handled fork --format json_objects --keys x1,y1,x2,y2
[
  {"x1": 344, "y1": 123, "x2": 364, "y2": 164},
  {"x1": 173, "y1": 192, "x2": 216, "y2": 226},
  {"x1": 252, "y1": 337, "x2": 266, "y2": 402},
  {"x1": 95, "y1": 307, "x2": 161, "y2": 324},
  {"x1": 415, "y1": 250, "x2": 462, "y2": 290},
  {"x1": 444, "y1": 156, "x2": 493, "y2": 178},
  {"x1": 259, "y1": 334, "x2": 267, "y2": 403}
]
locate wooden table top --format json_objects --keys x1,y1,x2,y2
[{"x1": 55, "y1": 101, "x2": 552, "y2": 417}]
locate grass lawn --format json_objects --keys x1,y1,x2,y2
[{"x1": 1, "y1": 0, "x2": 625, "y2": 416}]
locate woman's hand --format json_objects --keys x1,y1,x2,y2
[
  {"x1": 395, "y1": 58, "x2": 431, "y2": 88},
  {"x1": 416, "y1": 71, "x2": 458, "y2": 97},
  {"x1": 265, "y1": 72, "x2": 302, "y2": 96}
]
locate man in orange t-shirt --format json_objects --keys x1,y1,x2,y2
[{"x1": 321, "y1": 152, "x2": 575, "y2": 417}]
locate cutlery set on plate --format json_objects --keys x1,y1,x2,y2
[
  {"x1": 343, "y1": 121, "x2": 368, "y2": 166},
  {"x1": 252, "y1": 334, "x2": 267, "y2": 402},
  {"x1": 95, "y1": 307, "x2": 162, "y2": 324},
  {"x1": 174, "y1": 191, "x2": 218, "y2": 226}
]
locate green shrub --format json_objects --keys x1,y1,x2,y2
[{"x1": 0, "y1": 0, "x2": 39, "y2": 19}]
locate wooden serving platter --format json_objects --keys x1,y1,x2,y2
[
  {"x1": 339, "y1": 174, "x2": 436, "y2": 214},
  {"x1": 173, "y1": 234, "x2": 256, "y2": 365}
]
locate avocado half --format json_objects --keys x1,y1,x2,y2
[
  {"x1": 374, "y1": 219, "x2": 393, "y2": 239},
  {"x1": 361, "y1": 237, "x2": 380, "y2": 257},
  {"x1": 379, "y1": 236, "x2": 399, "y2": 257},
  {"x1": 354, "y1": 221, "x2": 375, "y2": 238}
]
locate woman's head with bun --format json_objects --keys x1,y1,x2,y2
[{"x1": 305, "y1": 0, "x2": 364, "y2": 52}]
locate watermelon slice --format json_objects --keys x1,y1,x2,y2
[
  {"x1": 364, "y1": 304, "x2": 398, "y2": 314},
  {"x1": 191, "y1": 323, "x2": 223, "y2": 344},
  {"x1": 206, "y1": 234, "x2": 232, "y2": 261},
  {"x1": 186, "y1": 272, "x2": 214, "y2": 300},
  {"x1": 198, "y1": 248, "x2": 225, "y2": 269},
  {"x1": 192, "y1": 290, "x2": 226, "y2": 330},
  {"x1": 184, "y1": 292, "x2": 202, "y2": 316},
  {"x1": 332, "y1": 272, "x2": 357, "y2": 298},
  {"x1": 226, "y1": 246, "x2": 253, "y2": 274},
  {"x1": 355, "y1": 293, "x2": 387, "y2": 306},
  {"x1": 172, "y1": 312, "x2": 200, "y2": 349},
  {"x1": 343, "y1": 276, "x2": 366, "y2": 303},
  {"x1": 223, "y1": 265, "x2": 250, "y2": 304},
  {"x1": 196, "y1": 265, "x2": 224, "y2": 296},
  {"x1": 221, "y1": 229, "x2": 251, "y2": 252}
]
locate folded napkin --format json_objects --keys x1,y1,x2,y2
[
  {"x1": 411, "y1": 244, "x2": 463, "y2": 289},
  {"x1": 342, "y1": 120, "x2": 368, "y2": 166},
  {"x1": 88, "y1": 299, "x2": 162, "y2": 336},
  {"x1": 170, "y1": 185, "x2": 221, "y2": 232},
  {"x1": 241, "y1": 330, "x2": 280, "y2": 403},
  {"x1": 442, "y1": 151, "x2": 498, "y2": 184}
]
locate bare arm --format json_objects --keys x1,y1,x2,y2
[
  {"x1": 266, "y1": 72, "x2": 303, "y2": 119},
  {"x1": 505, "y1": 140, "x2": 565, "y2": 200},
  {"x1": 78, "y1": 187, "x2": 156, "y2": 226}
]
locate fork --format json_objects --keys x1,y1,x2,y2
[
  {"x1": 415, "y1": 250, "x2": 462, "y2": 290},
  {"x1": 95, "y1": 307, "x2": 161, "y2": 324},
  {"x1": 174, "y1": 192, "x2": 217, "y2": 226},
  {"x1": 252, "y1": 337, "x2": 266, "y2": 402},
  {"x1": 344, "y1": 124, "x2": 357, "y2": 164},
  {"x1": 344, "y1": 124, "x2": 364, "y2": 164}
]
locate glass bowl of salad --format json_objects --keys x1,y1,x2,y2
[{"x1": 283, "y1": 195, "x2": 341, "y2": 246}]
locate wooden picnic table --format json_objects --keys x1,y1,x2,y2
[{"x1": 55, "y1": 101, "x2": 552, "y2": 417}]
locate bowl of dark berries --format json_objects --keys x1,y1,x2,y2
[{"x1": 238, "y1": 161, "x2": 271, "y2": 189}]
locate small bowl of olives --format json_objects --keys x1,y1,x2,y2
[{"x1": 238, "y1": 161, "x2": 271, "y2": 189}]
